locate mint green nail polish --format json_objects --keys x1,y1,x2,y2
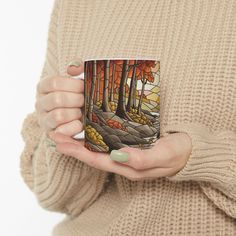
[
  {"x1": 68, "y1": 60, "x2": 82, "y2": 67},
  {"x1": 110, "y1": 150, "x2": 129, "y2": 162}
]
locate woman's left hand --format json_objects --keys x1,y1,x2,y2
[{"x1": 48, "y1": 131, "x2": 192, "y2": 181}]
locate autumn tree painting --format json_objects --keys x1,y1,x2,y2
[
  {"x1": 115, "y1": 60, "x2": 132, "y2": 120},
  {"x1": 84, "y1": 59, "x2": 160, "y2": 153}
]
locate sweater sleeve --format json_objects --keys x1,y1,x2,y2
[
  {"x1": 19, "y1": 0, "x2": 109, "y2": 217},
  {"x1": 162, "y1": 123, "x2": 236, "y2": 219}
]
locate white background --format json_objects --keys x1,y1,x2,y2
[{"x1": 0, "y1": 1, "x2": 64, "y2": 235}]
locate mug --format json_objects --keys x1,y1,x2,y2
[{"x1": 72, "y1": 58, "x2": 160, "y2": 153}]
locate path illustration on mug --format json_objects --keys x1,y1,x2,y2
[{"x1": 83, "y1": 59, "x2": 160, "y2": 153}]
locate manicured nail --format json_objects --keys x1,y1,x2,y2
[
  {"x1": 110, "y1": 150, "x2": 129, "y2": 162},
  {"x1": 67, "y1": 60, "x2": 82, "y2": 68}
]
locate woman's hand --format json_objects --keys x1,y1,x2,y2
[
  {"x1": 35, "y1": 60, "x2": 84, "y2": 136},
  {"x1": 48, "y1": 131, "x2": 192, "y2": 181}
]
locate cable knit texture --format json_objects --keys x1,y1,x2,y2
[{"x1": 20, "y1": 0, "x2": 236, "y2": 235}]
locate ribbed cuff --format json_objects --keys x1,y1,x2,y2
[
  {"x1": 20, "y1": 111, "x2": 44, "y2": 190},
  {"x1": 162, "y1": 123, "x2": 236, "y2": 187},
  {"x1": 32, "y1": 132, "x2": 109, "y2": 215},
  {"x1": 20, "y1": 111, "x2": 43, "y2": 145}
]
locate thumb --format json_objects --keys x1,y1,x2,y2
[{"x1": 67, "y1": 59, "x2": 84, "y2": 77}]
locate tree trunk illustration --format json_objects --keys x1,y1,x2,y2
[
  {"x1": 133, "y1": 76, "x2": 137, "y2": 108},
  {"x1": 101, "y1": 60, "x2": 111, "y2": 112},
  {"x1": 87, "y1": 61, "x2": 97, "y2": 120},
  {"x1": 127, "y1": 60, "x2": 138, "y2": 111},
  {"x1": 116, "y1": 60, "x2": 132, "y2": 120},
  {"x1": 109, "y1": 62, "x2": 116, "y2": 102},
  {"x1": 86, "y1": 63, "x2": 89, "y2": 105},
  {"x1": 137, "y1": 76, "x2": 147, "y2": 115},
  {"x1": 96, "y1": 74, "x2": 100, "y2": 102}
]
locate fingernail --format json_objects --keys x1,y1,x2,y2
[
  {"x1": 110, "y1": 150, "x2": 129, "y2": 162},
  {"x1": 67, "y1": 60, "x2": 82, "y2": 68}
]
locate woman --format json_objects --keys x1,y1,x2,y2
[{"x1": 20, "y1": 0, "x2": 236, "y2": 235}]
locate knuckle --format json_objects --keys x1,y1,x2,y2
[
  {"x1": 52, "y1": 109, "x2": 64, "y2": 125},
  {"x1": 53, "y1": 92, "x2": 62, "y2": 107}
]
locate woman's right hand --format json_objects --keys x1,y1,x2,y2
[{"x1": 35, "y1": 62, "x2": 84, "y2": 137}]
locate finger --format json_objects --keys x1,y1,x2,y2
[
  {"x1": 46, "y1": 131, "x2": 176, "y2": 180},
  {"x1": 56, "y1": 142, "x2": 116, "y2": 172},
  {"x1": 56, "y1": 142, "x2": 164, "y2": 180},
  {"x1": 48, "y1": 130, "x2": 81, "y2": 145},
  {"x1": 111, "y1": 140, "x2": 172, "y2": 170},
  {"x1": 36, "y1": 91, "x2": 84, "y2": 112},
  {"x1": 67, "y1": 66, "x2": 84, "y2": 77},
  {"x1": 67, "y1": 59, "x2": 84, "y2": 76},
  {"x1": 37, "y1": 76, "x2": 84, "y2": 94},
  {"x1": 42, "y1": 108, "x2": 82, "y2": 130},
  {"x1": 54, "y1": 120, "x2": 84, "y2": 136}
]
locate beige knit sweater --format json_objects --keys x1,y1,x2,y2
[{"x1": 20, "y1": 0, "x2": 236, "y2": 235}]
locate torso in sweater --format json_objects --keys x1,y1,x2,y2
[{"x1": 20, "y1": 0, "x2": 236, "y2": 235}]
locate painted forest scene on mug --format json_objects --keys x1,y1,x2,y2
[{"x1": 84, "y1": 59, "x2": 160, "y2": 153}]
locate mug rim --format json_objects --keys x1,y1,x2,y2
[{"x1": 84, "y1": 57, "x2": 161, "y2": 62}]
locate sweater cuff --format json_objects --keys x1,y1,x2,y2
[
  {"x1": 20, "y1": 111, "x2": 44, "y2": 190},
  {"x1": 162, "y1": 123, "x2": 236, "y2": 187}
]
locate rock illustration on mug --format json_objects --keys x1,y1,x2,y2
[{"x1": 84, "y1": 59, "x2": 160, "y2": 153}]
